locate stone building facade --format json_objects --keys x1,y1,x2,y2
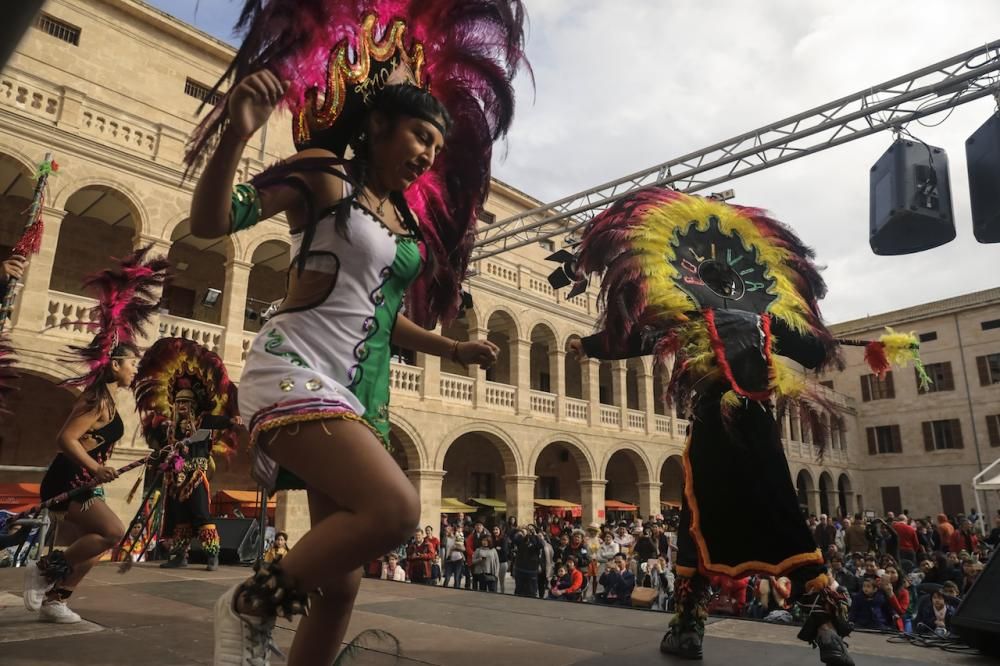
[
  {"x1": 0, "y1": 0, "x2": 935, "y2": 544},
  {"x1": 821, "y1": 289, "x2": 1000, "y2": 521}
]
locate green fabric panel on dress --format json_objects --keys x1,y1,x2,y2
[{"x1": 349, "y1": 237, "x2": 422, "y2": 446}]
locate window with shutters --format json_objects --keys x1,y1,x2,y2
[
  {"x1": 987, "y1": 415, "x2": 1000, "y2": 447},
  {"x1": 977, "y1": 353, "x2": 1000, "y2": 385},
  {"x1": 867, "y1": 425, "x2": 902, "y2": 454},
  {"x1": 35, "y1": 13, "x2": 81, "y2": 46},
  {"x1": 919, "y1": 331, "x2": 937, "y2": 342},
  {"x1": 940, "y1": 485, "x2": 964, "y2": 517},
  {"x1": 918, "y1": 362, "x2": 954, "y2": 393},
  {"x1": 982, "y1": 319, "x2": 1000, "y2": 331},
  {"x1": 922, "y1": 419, "x2": 964, "y2": 451},
  {"x1": 184, "y1": 78, "x2": 222, "y2": 105},
  {"x1": 471, "y1": 472, "x2": 495, "y2": 498},
  {"x1": 860, "y1": 372, "x2": 894, "y2": 401},
  {"x1": 476, "y1": 208, "x2": 496, "y2": 225}
]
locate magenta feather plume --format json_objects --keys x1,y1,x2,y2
[{"x1": 63, "y1": 246, "x2": 170, "y2": 389}]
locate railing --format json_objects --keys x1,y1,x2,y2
[
  {"x1": 440, "y1": 372, "x2": 474, "y2": 404},
  {"x1": 654, "y1": 415, "x2": 672, "y2": 434},
  {"x1": 158, "y1": 314, "x2": 224, "y2": 354},
  {"x1": 564, "y1": 397, "x2": 589, "y2": 422},
  {"x1": 674, "y1": 419, "x2": 689, "y2": 438},
  {"x1": 390, "y1": 363, "x2": 423, "y2": 395},
  {"x1": 626, "y1": 409, "x2": 646, "y2": 431},
  {"x1": 241, "y1": 332, "x2": 256, "y2": 362},
  {"x1": 599, "y1": 404, "x2": 621, "y2": 427},
  {"x1": 485, "y1": 381, "x2": 516, "y2": 410},
  {"x1": 0, "y1": 69, "x2": 61, "y2": 124},
  {"x1": 529, "y1": 390, "x2": 556, "y2": 417},
  {"x1": 43, "y1": 291, "x2": 98, "y2": 338},
  {"x1": 80, "y1": 99, "x2": 158, "y2": 157}
]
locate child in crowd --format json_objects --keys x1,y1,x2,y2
[
  {"x1": 849, "y1": 576, "x2": 892, "y2": 630},
  {"x1": 550, "y1": 565, "x2": 571, "y2": 599},
  {"x1": 916, "y1": 590, "x2": 956, "y2": 637},
  {"x1": 263, "y1": 531, "x2": 289, "y2": 563},
  {"x1": 381, "y1": 553, "x2": 407, "y2": 582}
]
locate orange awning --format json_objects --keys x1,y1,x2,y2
[
  {"x1": 0, "y1": 483, "x2": 40, "y2": 510},
  {"x1": 605, "y1": 500, "x2": 638, "y2": 512},
  {"x1": 215, "y1": 490, "x2": 276, "y2": 507}
]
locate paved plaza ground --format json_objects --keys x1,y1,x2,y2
[{"x1": 0, "y1": 564, "x2": 994, "y2": 665}]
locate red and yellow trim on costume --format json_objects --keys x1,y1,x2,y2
[{"x1": 682, "y1": 435, "x2": 824, "y2": 578}]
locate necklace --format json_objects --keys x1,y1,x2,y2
[{"x1": 365, "y1": 187, "x2": 390, "y2": 216}]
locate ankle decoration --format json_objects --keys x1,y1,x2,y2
[
  {"x1": 51, "y1": 588, "x2": 73, "y2": 600},
  {"x1": 38, "y1": 550, "x2": 73, "y2": 585},
  {"x1": 241, "y1": 561, "x2": 311, "y2": 620}
]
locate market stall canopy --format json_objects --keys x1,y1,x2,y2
[
  {"x1": 605, "y1": 500, "x2": 638, "y2": 512},
  {"x1": 469, "y1": 497, "x2": 506, "y2": 511},
  {"x1": 0, "y1": 483, "x2": 39, "y2": 511},
  {"x1": 441, "y1": 497, "x2": 476, "y2": 513}
]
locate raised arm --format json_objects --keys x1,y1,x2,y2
[
  {"x1": 189, "y1": 70, "x2": 296, "y2": 239},
  {"x1": 770, "y1": 318, "x2": 829, "y2": 370},
  {"x1": 392, "y1": 313, "x2": 498, "y2": 368}
]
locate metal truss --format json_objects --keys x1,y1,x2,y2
[{"x1": 472, "y1": 39, "x2": 1000, "y2": 262}]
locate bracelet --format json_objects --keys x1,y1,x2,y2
[{"x1": 450, "y1": 339, "x2": 462, "y2": 363}]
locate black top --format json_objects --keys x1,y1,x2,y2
[{"x1": 40, "y1": 412, "x2": 124, "y2": 503}]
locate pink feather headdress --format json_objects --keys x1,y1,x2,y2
[
  {"x1": 185, "y1": 0, "x2": 531, "y2": 327},
  {"x1": 63, "y1": 246, "x2": 170, "y2": 390}
]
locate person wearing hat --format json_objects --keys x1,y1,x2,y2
[{"x1": 584, "y1": 523, "x2": 602, "y2": 600}]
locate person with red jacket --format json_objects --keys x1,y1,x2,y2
[
  {"x1": 406, "y1": 529, "x2": 435, "y2": 585},
  {"x1": 892, "y1": 516, "x2": 919, "y2": 563},
  {"x1": 550, "y1": 555, "x2": 585, "y2": 601},
  {"x1": 881, "y1": 565, "x2": 910, "y2": 632},
  {"x1": 948, "y1": 519, "x2": 979, "y2": 555},
  {"x1": 937, "y1": 514, "x2": 955, "y2": 550}
]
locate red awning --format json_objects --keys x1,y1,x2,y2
[
  {"x1": 0, "y1": 483, "x2": 40, "y2": 510},
  {"x1": 213, "y1": 490, "x2": 276, "y2": 519},
  {"x1": 605, "y1": 500, "x2": 638, "y2": 512}
]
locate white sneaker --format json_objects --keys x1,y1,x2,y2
[
  {"x1": 23, "y1": 561, "x2": 53, "y2": 612},
  {"x1": 39, "y1": 599, "x2": 81, "y2": 624},
  {"x1": 213, "y1": 583, "x2": 274, "y2": 666}
]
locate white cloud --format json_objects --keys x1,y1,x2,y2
[{"x1": 493, "y1": 0, "x2": 1000, "y2": 323}]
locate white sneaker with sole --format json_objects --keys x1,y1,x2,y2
[
  {"x1": 213, "y1": 583, "x2": 275, "y2": 666},
  {"x1": 23, "y1": 562, "x2": 53, "y2": 612},
  {"x1": 39, "y1": 599, "x2": 82, "y2": 624}
]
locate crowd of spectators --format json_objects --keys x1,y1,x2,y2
[{"x1": 364, "y1": 506, "x2": 998, "y2": 636}]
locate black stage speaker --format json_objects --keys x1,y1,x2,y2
[
  {"x1": 966, "y1": 114, "x2": 1000, "y2": 243},
  {"x1": 189, "y1": 517, "x2": 260, "y2": 565},
  {"x1": 952, "y1": 549, "x2": 1000, "y2": 657},
  {"x1": 869, "y1": 138, "x2": 955, "y2": 255}
]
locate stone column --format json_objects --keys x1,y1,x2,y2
[
  {"x1": 274, "y1": 490, "x2": 311, "y2": 546},
  {"x1": 220, "y1": 259, "x2": 253, "y2": 366},
  {"x1": 12, "y1": 207, "x2": 65, "y2": 332},
  {"x1": 135, "y1": 234, "x2": 172, "y2": 348},
  {"x1": 638, "y1": 359, "x2": 656, "y2": 435},
  {"x1": 579, "y1": 478, "x2": 607, "y2": 526},
  {"x1": 808, "y1": 489, "x2": 822, "y2": 517},
  {"x1": 512, "y1": 337, "x2": 531, "y2": 414},
  {"x1": 549, "y1": 348, "x2": 566, "y2": 419},
  {"x1": 638, "y1": 481, "x2": 662, "y2": 519},
  {"x1": 471, "y1": 326, "x2": 488, "y2": 407},
  {"x1": 503, "y1": 474, "x2": 537, "y2": 527},
  {"x1": 56, "y1": 86, "x2": 85, "y2": 130},
  {"x1": 612, "y1": 361, "x2": 628, "y2": 429},
  {"x1": 417, "y1": 323, "x2": 442, "y2": 400},
  {"x1": 406, "y1": 469, "x2": 446, "y2": 533},
  {"x1": 582, "y1": 358, "x2": 601, "y2": 427}
]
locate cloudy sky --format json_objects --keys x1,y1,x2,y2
[{"x1": 149, "y1": 0, "x2": 999, "y2": 323}]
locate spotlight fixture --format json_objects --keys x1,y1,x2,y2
[{"x1": 201, "y1": 288, "x2": 222, "y2": 308}]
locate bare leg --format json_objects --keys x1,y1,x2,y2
[
  {"x1": 51, "y1": 501, "x2": 125, "y2": 596},
  {"x1": 284, "y1": 492, "x2": 363, "y2": 666}
]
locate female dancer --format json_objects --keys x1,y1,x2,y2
[
  {"x1": 23, "y1": 248, "x2": 167, "y2": 623},
  {"x1": 185, "y1": 2, "x2": 528, "y2": 664}
]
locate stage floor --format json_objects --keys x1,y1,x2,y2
[{"x1": 0, "y1": 564, "x2": 993, "y2": 665}]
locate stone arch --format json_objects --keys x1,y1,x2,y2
[
  {"x1": 796, "y1": 468, "x2": 815, "y2": 516},
  {"x1": 837, "y1": 472, "x2": 854, "y2": 518},
  {"x1": 50, "y1": 183, "x2": 148, "y2": 295},
  {"x1": 527, "y1": 434, "x2": 597, "y2": 481},
  {"x1": 528, "y1": 321, "x2": 558, "y2": 392},
  {"x1": 484, "y1": 308, "x2": 520, "y2": 385},
  {"x1": 818, "y1": 471, "x2": 835, "y2": 517},
  {"x1": 483, "y1": 305, "x2": 522, "y2": 341},
  {"x1": 53, "y1": 176, "x2": 149, "y2": 239},
  {"x1": 0, "y1": 152, "x2": 40, "y2": 254},
  {"x1": 603, "y1": 444, "x2": 653, "y2": 507},
  {"x1": 0, "y1": 147, "x2": 40, "y2": 179},
  {"x1": 659, "y1": 454, "x2": 685, "y2": 507},
  {"x1": 242, "y1": 229, "x2": 292, "y2": 263},
  {"x1": 439, "y1": 425, "x2": 522, "y2": 503},
  {"x1": 435, "y1": 423, "x2": 522, "y2": 475},
  {"x1": 388, "y1": 413, "x2": 428, "y2": 471},
  {"x1": 531, "y1": 438, "x2": 595, "y2": 504},
  {"x1": 163, "y1": 219, "x2": 234, "y2": 325},
  {"x1": 0, "y1": 370, "x2": 78, "y2": 479}
]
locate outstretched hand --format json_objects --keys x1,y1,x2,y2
[
  {"x1": 455, "y1": 340, "x2": 500, "y2": 369},
  {"x1": 227, "y1": 70, "x2": 289, "y2": 140},
  {"x1": 1, "y1": 255, "x2": 26, "y2": 282},
  {"x1": 567, "y1": 338, "x2": 587, "y2": 361}
]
